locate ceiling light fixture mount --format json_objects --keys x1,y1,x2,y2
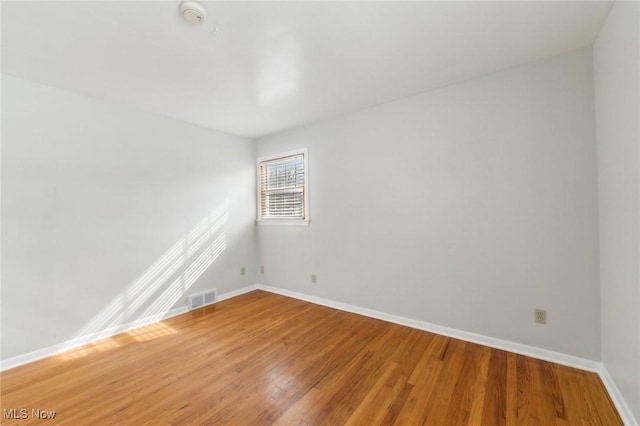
[{"x1": 180, "y1": 1, "x2": 207, "y2": 25}]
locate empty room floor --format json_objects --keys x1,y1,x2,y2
[{"x1": 0, "y1": 291, "x2": 621, "y2": 425}]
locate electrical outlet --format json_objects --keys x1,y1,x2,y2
[
  {"x1": 260, "y1": 265, "x2": 264, "y2": 274},
  {"x1": 534, "y1": 309, "x2": 547, "y2": 324},
  {"x1": 311, "y1": 274, "x2": 317, "y2": 284},
  {"x1": 240, "y1": 267, "x2": 245, "y2": 276}
]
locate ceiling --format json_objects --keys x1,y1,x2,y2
[{"x1": 2, "y1": 1, "x2": 612, "y2": 139}]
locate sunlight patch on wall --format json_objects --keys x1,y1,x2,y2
[
  {"x1": 57, "y1": 200, "x2": 230, "y2": 358},
  {"x1": 131, "y1": 232, "x2": 226, "y2": 328}
]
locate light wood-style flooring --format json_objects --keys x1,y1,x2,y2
[{"x1": 0, "y1": 290, "x2": 621, "y2": 425}]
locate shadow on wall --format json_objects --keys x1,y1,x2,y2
[{"x1": 57, "y1": 200, "x2": 230, "y2": 359}]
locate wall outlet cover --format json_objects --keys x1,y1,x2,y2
[{"x1": 535, "y1": 309, "x2": 547, "y2": 324}]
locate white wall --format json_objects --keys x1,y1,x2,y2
[
  {"x1": 257, "y1": 48, "x2": 601, "y2": 360},
  {"x1": 1, "y1": 75, "x2": 257, "y2": 360},
  {"x1": 594, "y1": 1, "x2": 640, "y2": 422}
]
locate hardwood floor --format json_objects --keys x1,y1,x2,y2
[{"x1": 1, "y1": 290, "x2": 621, "y2": 425}]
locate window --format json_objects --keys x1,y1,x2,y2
[{"x1": 257, "y1": 148, "x2": 309, "y2": 226}]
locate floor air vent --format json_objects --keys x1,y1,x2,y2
[{"x1": 187, "y1": 288, "x2": 217, "y2": 310}]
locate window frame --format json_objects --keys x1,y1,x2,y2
[{"x1": 256, "y1": 148, "x2": 309, "y2": 226}]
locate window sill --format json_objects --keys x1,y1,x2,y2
[{"x1": 257, "y1": 219, "x2": 310, "y2": 227}]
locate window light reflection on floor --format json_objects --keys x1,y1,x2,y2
[
  {"x1": 127, "y1": 322, "x2": 178, "y2": 342},
  {"x1": 57, "y1": 338, "x2": 121, "y2": 361}
]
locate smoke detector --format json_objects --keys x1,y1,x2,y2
[{"x1": 180, "y1": 2, "x2": 207, "y2": 24}]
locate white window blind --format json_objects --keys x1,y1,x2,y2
[{"x1": 258, "y1": 150, "x2": 308, "y2": 222}]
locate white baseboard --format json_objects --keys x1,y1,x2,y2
[
  {"x1": 216, "y1": 284, "x2": 259, "y2": 302},
  {"x1": 0, "y1": 306, "x2": 187, "y2": 372},
  {"x1": 2, "y1": 282, "x2": 635, "y2": 425},
  {"x1": 256, "y1": 284, "x2": 640, "y2": 423},
  {"x1": 0, "y1": 284, "x2": 259, "y2": 372},
  {"x1": 600, "y1": 365, "x2": 639, "y2": 426},
  {"x1": 255, "y1": 284, "x2": 601, "y2": 372}
]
